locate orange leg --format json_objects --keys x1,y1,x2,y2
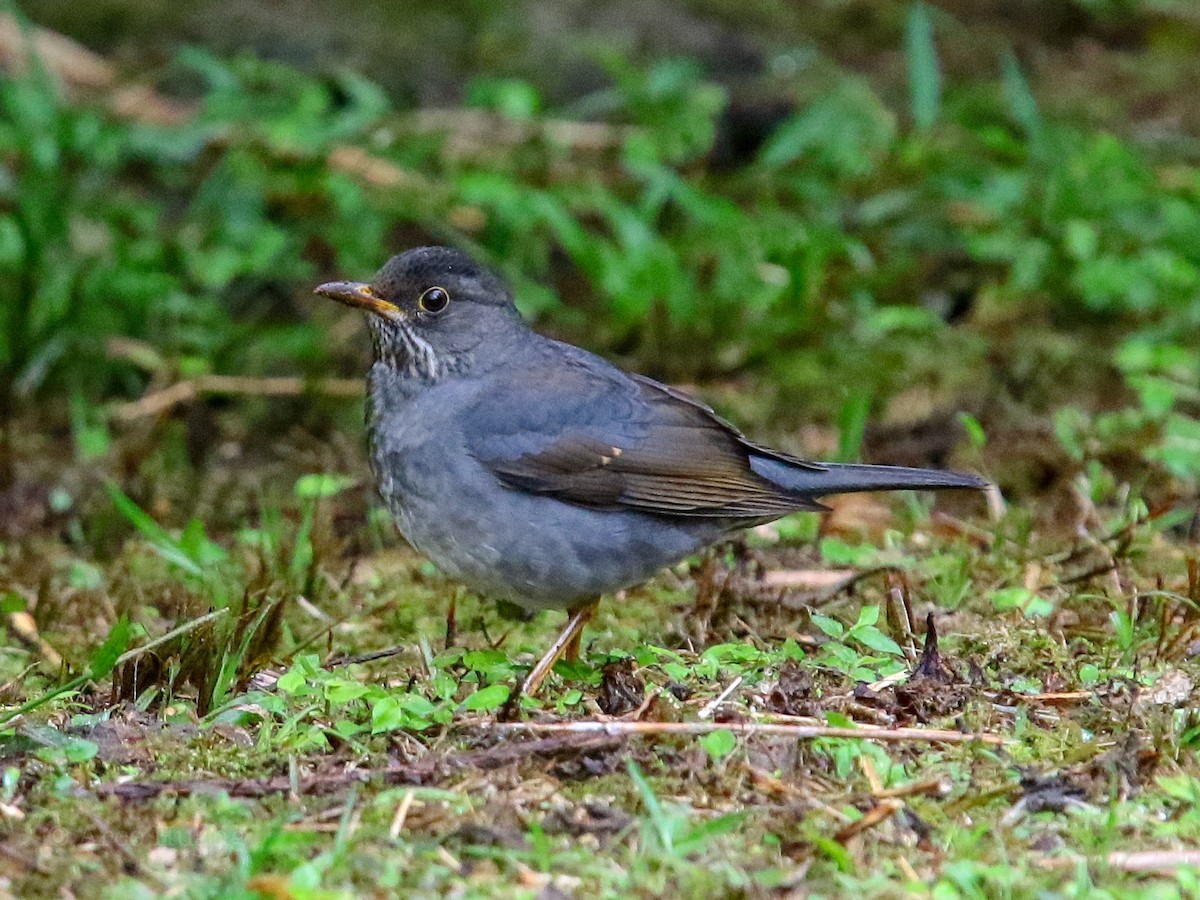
[
  {"x1": 518, "y1": 600, "x2": 598, "y2": 698},
  {"x1": 563, "y1": 624, "x2": 585, "y2": 663}
]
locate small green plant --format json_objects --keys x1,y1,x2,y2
[{"x1": 809, "y1": 605, "x2": 907, "y2": 681}]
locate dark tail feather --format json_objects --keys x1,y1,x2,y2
[{"x1": 750, "y1": 457, "x2": 988, "y2": 498}]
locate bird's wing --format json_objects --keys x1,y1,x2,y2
[{"x1": 464, "y1": 348, "x2": 826, "y2": 518}]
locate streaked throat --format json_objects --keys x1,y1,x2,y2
[{"x1": 369, "y1": 318, "x2": 459, "y2": 382}]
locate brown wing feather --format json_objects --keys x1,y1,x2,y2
[{"x1": 484, "y1": 375, "x2": 823, "y2": 517}]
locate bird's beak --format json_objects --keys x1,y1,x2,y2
[{"x1": 313, "y1": 281, "x2": 404, "y2": 319}]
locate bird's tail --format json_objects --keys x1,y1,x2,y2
[{"x1": 750, "y1": 456, "x2": 988, "y2": 498}]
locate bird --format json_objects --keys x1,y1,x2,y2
[{"x1": 315, "y1": 246, "x2": 987, "y2": 700}]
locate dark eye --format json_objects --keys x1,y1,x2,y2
[{"x1": 418, "y1": 286, "x2": 450, "y2": 314}]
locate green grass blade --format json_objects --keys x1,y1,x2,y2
[
  {"x1": 105, "y1": 482, "x2": 203, "y2": 576},
  {"x1": 905, "y1": 2, "x2": 941, "y2": 130}
]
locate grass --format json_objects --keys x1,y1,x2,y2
[
  {"x1": 2, "y1": 0, "x2": 1200, "y2": 895},
  {"x1": 2, "y1": 464, "x2": 1199, "y2": 897}
]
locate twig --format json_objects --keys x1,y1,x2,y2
[
  {"x1": 389, "y1": 790, "x2": 416, "y2": 840},
  {"x1": 115, "y1": 608, "x2": 230, "y2": 668},
  {"x1": 1155, "y1": 594, "x2": 1172, "y2": 664},
  {"x1": 741, "y1": 763, "x2": 808, "y2": 802},
  {"x1": 1162, "y1": 620, "x2": 1200, "y2": 664},
  {"x1": 832, "y1": 799, "x2": 904, "y2": 843},
  {"x1": 930, "y1": 511, "x2": 994, "y2": 549},
  {"x1": 868, "y1": 777, "x2": 952, "y2": 801},
  {"x1": 105, "y1": 336, "x2": 168, "y2": 375},
  {"x1": 436, "y1": 846, "x2": 464, "y2": 875},
  {"x1": 412, "y1": 108, "x2": 628, "y2": 153},
  {"x1": 742, "y1": 763, "x2": 851, "y2": 823},
  {"x1": 811, "y1": 565, "x2": 906, "y2": 609},
  {"x1": 6, "y1": 610, "x2": 63, "y2": 668},
  {"x1": 110, "y1": 375, "x2": 363, "y2": 421},
  {"x1": 895, "y1": 855, "x2": 921, "y2": 882},
  {"x1": 885, "y1": 572, "x2": 918, "y2": 661},
  {"x1": 698, "y1": 676, "x2": 743, "y2": 719},
  {"x1": 741, "y1": 565, "x2": 904, "y2": 610},
  {"x1": 1036, "y1": 849, "x2": 1200, "y2": 873},
  {"x1": 326, "y1": 645, "x2": 409, "y2": 669},
  {"x1": 619, "y1": 686, "x2": 662, "y2": 722},
  {"x1": 484, "y1": 720, "x2": 1009, "y2": 745},
  {"x1": 1105, "y1": 850, "x2": 1200, "y2": 872},
  {"x1": 858, "y1": 755, "x2": 884, "y2": 794},
  {"x1": 1060, "y1": 560, "x2": 1119, "y2": 585},
  {"x1": 1023, "y1": 691, "x2": 1093, "y2": 705}
]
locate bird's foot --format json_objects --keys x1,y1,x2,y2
[{"x1": 496, "y1": 601, "x2": 597, "y2": 719}]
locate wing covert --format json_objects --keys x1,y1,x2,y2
[{"x1": 465, "y1": 350, "x2": 823, "y2": 517}]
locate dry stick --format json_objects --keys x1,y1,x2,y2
[
  {"x1": 1151, "y1": 580, "x2": 1200, "y2": 662},
  {"x1": 884, "y1": 576, "x2": 916, "y2": 662},
  {"x1": 697, "y1": 676, "x2": 743, "y2": 720},
  {"x1": 869, "y1": 777, "x2": 951, "y2": 800},
  {"x1": 6, "y1": 610, "x2": 63, "y2": 668},
  {"x1": 1161, "y1": 620, "x2": 1200, "y2": 663},
  {"x1": 898, "y1": 574, "x2": 917, "y2": 641},
  {"x1": 389, "y1": 790, "x2": 417, "y2": 840},
  {"x1": 832, "y1": 799, "x2": 904, "y2": 844},
  {"x1": 1036, "y1": 849, "x2": 1200, "y2": 873},
  {"x1": 484, "y1": 720, "x2": 1009, "y2": 745},
  {"x1": 619, "y1": 686, "x2": 662, "y2": 722},
  {"x1": 110, "y1": 375, "x2": 364, "y2": 422},
  {"x1": 1023, "y1": 691, "x2": 1093, "y2": 705},
  {"x1": 326, "y1": 645, "x2": 409, "y2": 669},
  {"x1": 745, "y1": 565, "x2": 905, "y2": 611},
  {"x1": 1059, "y1": 560, "x2": 1119, "y2": 585},
  {"x1": 857, "y1": 754, "x2": 885, "y2": 794},
  {"x1": 0, "y1": 14, "x2": 116, "y2": 91},
  {"x1": 1106, "y1": 850, "x2": 1200, "y2": 872},
  {"x1": 895, "y1": 855, "x2": 922, "y2": 882},
  {"x1": 811, "y1": 565, "x2": 905, "y2": 610},
  {"x1": 741, "y1": 763, "x2": 808, "y2": 802}
]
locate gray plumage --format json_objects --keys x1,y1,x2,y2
[{"x1": 317, "y1": 246, "x2": 987, "y2": 612}]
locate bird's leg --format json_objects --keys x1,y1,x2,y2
[
  {"x1": 563, "y1": 619, "x2": 586, "y2": 663},
  {"x1": 518, "y1": 601, "x2": 598, "y2": 698}
]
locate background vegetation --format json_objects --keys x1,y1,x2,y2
[{"x1": 1, "y1": 0, "x2": 1199, "y2": 896}]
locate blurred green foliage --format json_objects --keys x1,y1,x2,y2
[{"x1": 1, "y1": 3, "x2": 1199, "y2": 484}]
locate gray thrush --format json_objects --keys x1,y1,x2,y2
[{"x1": 316, "y1": 247, "x2": 987, "y2": 698}]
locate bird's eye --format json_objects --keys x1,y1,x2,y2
[{"x1": 418, "y1": 286, "x2": 450, "y2": 314}]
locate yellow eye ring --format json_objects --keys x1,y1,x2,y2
[{"x1": 418, "y1": 286, "x2": 450, "y2": 314}]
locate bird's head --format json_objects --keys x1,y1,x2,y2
[{"x1": 315, "y1": 246, "x2": 526, "y2": 380}]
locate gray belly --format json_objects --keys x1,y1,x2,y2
[{"x1": 372, "y1": 443, "x2": 723, "y2": 610}]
